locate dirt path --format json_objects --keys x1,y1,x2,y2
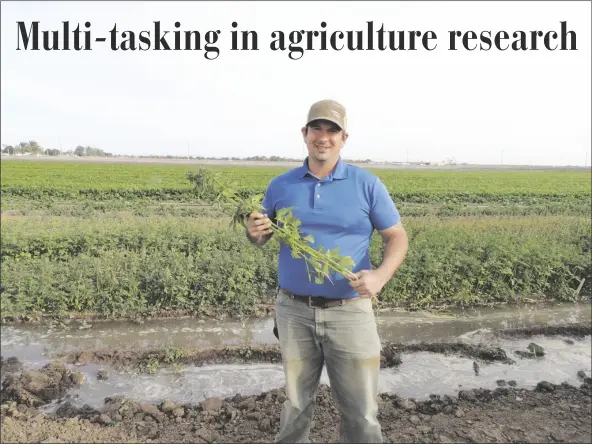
[{"x1": 1, "y1": 381, "x2": 591, "y2": 443}]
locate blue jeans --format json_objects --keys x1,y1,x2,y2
[{"x1": 273, "y1": 288, "x2": 383, "y2": 443}]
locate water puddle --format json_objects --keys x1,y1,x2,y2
[
  {"x1": 380, "y1": 335, "x2": 591, "y2": 399},
  {"x1": 45, "y1": 363, "x2": 287, "y2": 411},
  {"x1": 38, "y1": 334, "x2": 591, "y2": 413},
  {"x1": 2, "y1": 303, "x2": 589, "y2": 364}
]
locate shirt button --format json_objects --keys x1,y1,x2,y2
[{"x1": 316, "y1": 194, "x2": 320, "y2": 198}]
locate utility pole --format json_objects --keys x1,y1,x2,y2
[{"x1": 501, "y1": 148, "x2": 504, "y2": 166}]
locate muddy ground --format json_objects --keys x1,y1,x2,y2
[
  {"x1": 1, "y1": 324, "x2": 591, "y2": 443},
  {"x1": 1, "y1": 379, "x2": 591, "y2": 443},
  {"x1": 51, "y1": 340, "x2": 516, "y2": 373}
]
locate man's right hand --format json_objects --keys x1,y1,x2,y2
[{"x1": 246, "y1": 212, "x2": 273, "y2": 245}]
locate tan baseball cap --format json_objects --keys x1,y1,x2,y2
[{"x1": 305, "y1": 99, "x2": 347, "y2": 131}]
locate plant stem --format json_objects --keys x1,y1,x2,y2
[
  {"x1": 188, "y1": 169, "x2": 359, "y2": 285},
  {"x1": 269, "y1": 220, "x2": 357, "y2": 281}
]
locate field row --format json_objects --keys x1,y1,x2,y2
[
  {"x1": 2, "y1": 160, "x2": 591, "y2": 197},
  {"x1": 4, "y1": 188, "x2": 591, "y2": 207},
  {"x1": 1, "y1": 215, "x2": 589, "y2": 321},
  {"x1": 2, "y1": 199, "x2": 590, "y2": 219}
]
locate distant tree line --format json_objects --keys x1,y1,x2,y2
[
  {"x1": 136, "y1": 154, "x2": 375, "y2": 163},
  {"x1": 2, "y1": 141, "x2": 45, "y2": 155},
  {"x1": 1, "y1": 141, "x2": 112, "y2": 157},
  {"x1": 1, "y1": 142, "x2": 378, "y2": 163},
  {"x1": 73, "y1": 146, "x2": 113, "y2": 157}
]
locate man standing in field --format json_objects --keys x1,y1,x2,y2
[{"x1": 246, "y1": 99, "x2": 408, "y2": 443}]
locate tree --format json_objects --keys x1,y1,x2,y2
[
  {"x1": 2, "y1": 145, "x2": 15, "y2": 155},
  {"x1": 2, "y1": 141, "x2": 44, "y2": 154},
  {"x1": 28, "y1": 140, "x2": 42, "y2": 154}
]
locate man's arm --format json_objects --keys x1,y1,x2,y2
[
  {"x1": 374, "y1": 221, "x2": 408, "y2": 285},
  {"x1": 350, "y1": 177, "x2": 409, "y2": 298},
  {"x1": 349, "y1": 221, "x2": 408, "y2": 298}
]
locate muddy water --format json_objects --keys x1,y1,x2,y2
[
  {"x1": 42, "y1": 334, "x2": 590, "y2": 412},
  {"x1": 2, "y1": 303, "x2": 590, "y2": 364},
  {"x1": 1, "y1": 303, "x2": 590, "y2": 411}
]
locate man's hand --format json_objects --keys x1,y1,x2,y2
[
  {"x1": 348, "y1": 269, "x2": 388, "y2": 298},
  {"x1": 246, "y1": 212, "x2": 273, "y2": 246}
]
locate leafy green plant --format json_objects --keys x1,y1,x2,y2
[
  {"x1": 2, "y1": 159, "x2": 590, "y2": 321},
  {"x1": 164, "y1": 345, "x2": 186, "y2": 364},
  {"x1": 186, "y1": 168, "x2": 356, "y2": 285},
  {"x1": 1, "y1": 215, "x2": 590, "y2": 321},
  {"x1": 137, "y1": 356, "x2": 160, "y2": 375}
]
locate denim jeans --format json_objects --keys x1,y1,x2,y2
[{"x1": 273, "y1": 288, "x2": 383, "y2": 443}]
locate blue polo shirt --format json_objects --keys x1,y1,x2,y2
[{"x1": 260, "y1": 157, "x2": 401, "y2": 299}]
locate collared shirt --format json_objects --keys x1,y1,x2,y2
[{"x1": 260, "y1": 156, "x2": 401, "y2": 299}]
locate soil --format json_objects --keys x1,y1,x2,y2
[
  {"x1": 0, "y1": 356, "x2": 24, "y2": 375},
  {"x1": 1, "y1": 380, "x2": 591, "y2": 443},
  {"x1": 1, "y1": 361, "x2": 85, "y2": 408},
  {"x1": 497, "y1": 324, "x2": 592, "y2": 339},
  {"x1": 51, "y1": 340, "x2": 515, "y2": 373}
]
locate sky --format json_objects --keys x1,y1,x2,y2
[{"x1": 1, "y1": 1, "x2": 590, "y2": 166}]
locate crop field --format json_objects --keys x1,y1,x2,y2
[
  {"x1": 2, "y1": 160, "x2": 590, "y2": 202},
  {"x1": 0, "y1": 158, "x2": 590, "y2": 322}
]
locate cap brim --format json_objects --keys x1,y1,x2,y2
[{"x1": 306, "y1": 116, "x2": 344, "y2": 130}]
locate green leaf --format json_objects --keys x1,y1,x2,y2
[{"x1": 185, "y1": 168, "x2": 357, "y2": 288}]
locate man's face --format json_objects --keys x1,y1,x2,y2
[{"x1": 301, "y1": 119, "x2": 348, "y2": 164}]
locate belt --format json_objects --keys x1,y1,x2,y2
[{"x1": 280, "y1": 289, "x2": 358, "y2": 309}]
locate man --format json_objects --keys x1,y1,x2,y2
[{"x1": 246, "y1": 99, "x2": 408, "y2": 443}]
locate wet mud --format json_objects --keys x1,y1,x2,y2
[
  {"x1": 496, "y1": 324, "x2": 592, "y2": 339},
  {"x1": 1, "y1": 356, "x2": 24, "y2": 377},
  {"x1": 1, "y1": 381, "x2": 591, "y2": 443},
  {"x1": 1, "y1": 361, "x2": 85, "y2": 407},
  {"x1": 381, "y1": 342, "x2": 515, "y2": 366},
  {"x1": 60, "y1": 345, "x2": 283, "y2": 372},
  {"x1": 53, "y1": 340, "x2": 516, "y2": 373}
]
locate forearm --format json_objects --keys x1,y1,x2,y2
[{"x1": 375, "y1": 233, "x2": 408, "y2": 284}]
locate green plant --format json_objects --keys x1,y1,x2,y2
[
  {"x1": 164, "y1": 345, "x2": 186, "y2": 364},
  {"x1": 186, "y1": 168, "x2": 357, "y2": 286},
  {"x1": 137, "y1": 356, "x2": 159, "y2": 374}
]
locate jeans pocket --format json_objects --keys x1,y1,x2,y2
[{"x1": 342, "y1": 297, "x2": 374, "y2": 314}]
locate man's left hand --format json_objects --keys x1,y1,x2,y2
[{"x1": 348, "y1": 269, "x2": 388, "y2": 298}]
